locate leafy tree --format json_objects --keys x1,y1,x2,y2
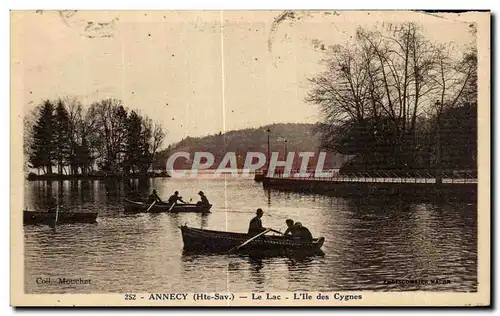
[
  {"x1": 439, "y1": 103, "x2": 477, "y2": 169},
  {"x1": 25, "y1": 97, "x2": 167, "y2": 177},
  {"x1": 29, "y1": 100, "x2": 56, "y2": 174},
  {"x1": 123, "y1": 110, "x2": 143, "y2": 174},
  {"x1": 53, "y1": 100, "x2": 72, "y2": 174}
]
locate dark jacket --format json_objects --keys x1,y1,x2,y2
[
  {"x1": 199, "y1": 195, "x2": 209, "y2": 205},
  {"x1": 284, "y1": 226, "x2": 301, "y2": 237},
  {"x1": 168, "y1": 195, "x2": 184, "y2": 204},
  {"x1": 148, "y1": 193, "x2": 162, "y2": 203},
  {"x1": 248, "y1": 216, "x2": 265, "y2": 236},
  {"x1": 297, "y1": 226, "x2": 313, "y2": 242}
]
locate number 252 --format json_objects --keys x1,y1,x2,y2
[{"x1": 125, "y1": 294, "x2": 136, "y2": 300}]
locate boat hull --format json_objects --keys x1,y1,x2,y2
[
  {"x1": 124, "y1": 199, "x2": 212, "y2": 213},
  {"x1": 180, "y1": 225, "x2": 325, "y2": 254},
  {"x1": 23, "y1": 211, "x2": 98, "y2": 225}
]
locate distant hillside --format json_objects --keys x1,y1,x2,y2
[{"x1": 155, "y1": 123, "x2": 350, "y2": 170}]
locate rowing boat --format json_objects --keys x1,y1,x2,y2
[
  {"x1": 123, "y1": 199, "x2": 212, "y2": 213},
  {"x1": 23, "y1": 210, "x2": 98, "y2": 225},
  {"x1": 179, "y1": 225, "x2": 325, "y2": 254}
]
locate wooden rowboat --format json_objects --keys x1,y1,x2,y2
[
  {"x1": 123, "y1": 199, "x2": 212, "y2": 214},
  {"x1": 23, "y1": 210, "x2": 98, "y2": 225},
  {"x1": 179, "y1": 225, "x2": 325, "y2": 254}
]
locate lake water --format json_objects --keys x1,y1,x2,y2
[{"x1": 23, "y1": 176, "x2": 477, "y2": 293}]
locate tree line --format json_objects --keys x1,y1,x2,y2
[
  {"x1": 307, "y1": 22, "x2": 477, "y2": 176},
  {"x1": 24, "y1": 98, "x2": 166, "y2": 177}
]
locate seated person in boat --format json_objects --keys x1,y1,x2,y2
[
  {"x1": 196, "y1": 191, "x2": 210, "y2": 206},
  {"x1": 148, "y1": 189, "x2": 162, "y2": 203},
  {"x1": 284, "y1": 219, "x2": 301, "y2": 238},
  {"x1": 168, "y1": 191, "x2": 186, "y2": 204},
  {"x1": 284, "y1": 220, "x2": 313, "y2": 242},
  {"x1": 248, "y1": 208, "x2": 266, "y2": 236},
  {"x1": 294, "y1": 222, "x2": 314, "y2": 242}
]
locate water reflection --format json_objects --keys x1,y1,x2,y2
[
  {"x1": 248, "y1": 256, "x2": 265, "y2": 289},
  {"x1": 25, "y1": 179, "x2": 157, "y2": 211},
  {"x1": 24, "y1": 179, "x2": 477, "y2": 293},
  {"x1": 199, "y1": 213, "x2": 209, "y2": 229},
  {"x1": 320, "y1": 197, "x2": 478, "y2": 291}
]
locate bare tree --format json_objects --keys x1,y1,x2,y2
[
  {"x1": 23, "y1": 104, "x2": 42, "y2": 173},
  {"x1": 138, "y1": 116, "x2": 165, "y2": 175},
  {"x1": 307, "y1": 22, "x2": 477, "y2": 172},
  {"x1": 152, "y1": 121, "x2": 165, "y2": 159},
  {"x1": 89, "y1": 99, "x2": 128, "y2": 174},
  {"x1": 307, "y1": 43, "x2": 371, "y2": 125},
  {"x1": 24, "y1": 96, "x2": 168, "y2": 178},
  {"x1": 355, "y1": 24, "x2": 440, "y2": 145},
  {"x1": 428, "y1": 45, "x2": 477, "y2": 181}
]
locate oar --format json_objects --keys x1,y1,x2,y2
[
  {"x1": 228, "y1": 228, "x2": 271, "y2": 254},
  {"x1": 51, "y1": 205, "x2": 59, "y2": 229},
  {"x1": 145, "y1": 200, "x2": 157, "y2": 212},
  {"x1": 167, "y1": 201, "x2": 176, "y2": 212},
  {"x1": 268, "y1": 228, "x2": 284, "y2": 235}
]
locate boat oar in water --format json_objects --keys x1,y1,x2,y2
[
  {"x1": 50, "y1": 205, "x2": 60, "y2": 229},
  {"x1": 167, "y1": 201, "x2": 176, "y2": 212},
  {"x1": 145, "y1": 201, "x2": 157, "y2": 212},
  {"x1": 228, "y1": 228, "x2": 271, "y2": 254}
]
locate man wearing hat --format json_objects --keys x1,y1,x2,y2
[
  {"x1": 196, "y1": 191, "x2": 210, "y2": 206},
  {"x1": 248, "y1": 208, "x2": 266, "y2": 236}
]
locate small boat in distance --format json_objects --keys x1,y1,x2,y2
[
  {"x1": 23, "y1": 210, "x2": 98, "y2": 225},
  {"x1": 179, "y1": 225, "x2": 325, "y2": 254},
  {"x1": 254, "y1": 170, "x2": 266, "y2": 182},
  {"x1": 123, "y1": 199, "x2": 212, "y2": 214}
]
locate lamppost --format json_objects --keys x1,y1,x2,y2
[
  {"x1": 284, "y1": 139, "x2": 288, "y2": 174},
  {"x1": 266, "y1": 128, "x2": 271, "y2": 171}
]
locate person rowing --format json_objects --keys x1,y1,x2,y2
[
  {"x1": 148, "y1": 189, "x2": 162, "y2": 203},
  {"x1": 168, "y1": 191, "x2": 186, "y2": 205},
  {"x1": 248, "y1": 208, "x2": 267, "y2": 237}
]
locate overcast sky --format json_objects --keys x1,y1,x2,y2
[{"x1": 12, "y1": 10, "x2": 475, "y2": 147}]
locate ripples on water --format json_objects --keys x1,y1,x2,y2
[{"x1": 23, "y1": 177, "x2": 477, "y2": 293}]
